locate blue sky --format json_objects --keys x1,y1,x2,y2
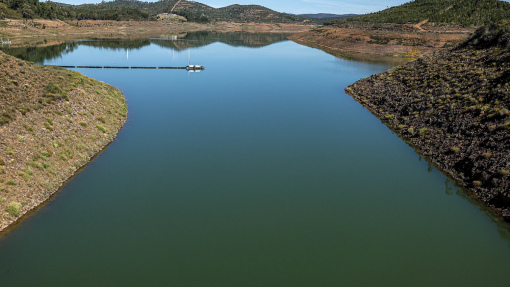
[{"x1": 61, "y1": 0, "x2": 510, "y2": 15}]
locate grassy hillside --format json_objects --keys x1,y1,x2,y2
[
  {"x1": 0, "y1": 51, "x2": 127, "y2": 231},
  {"x1": 328, "y1": 0, "x2": 510, "y2": 26},
  {"x1": 345, "y1": 23, "x2": 510, "y2": 220}
]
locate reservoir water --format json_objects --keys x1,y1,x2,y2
[{"x1": 1, "y1": 33, "x2": 510, "y2": 286}]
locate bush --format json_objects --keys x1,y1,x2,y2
[
  {"x1": 6, "y1": 201, "x2": 21, "y2": 217},
  {"x1": 96, "y1": 124, "x2": 106, "y2": 133}
]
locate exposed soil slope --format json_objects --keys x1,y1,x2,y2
[
  {"x1": 288, "y1": 23, "x2": 473, "y2": 60},
  {"x1": 345, "y1": 24, "x2": 510, "y2": 221},
  {"x1": 0, "y1": 51, "x2": 127, "y2": 232}
]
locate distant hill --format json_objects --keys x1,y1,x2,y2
[
  {"x1": 2, "y1": 0, "x2": 313, "y2": 23},
  {"x1": 327, "y1": 0, "x2": 510, "y2": 26},
  {"x1": 99, "y1": 0, "x2": 312, "y2": 23},
  {"x1": 297, "y1": 13, "x2": 356, "y2": 19}
]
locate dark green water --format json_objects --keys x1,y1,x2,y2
[{"x1": 1, "y1": 33, "x2": 510, "y2": 286}]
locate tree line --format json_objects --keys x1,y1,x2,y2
[
  {"x1": 327, "y1": 0, "x2": 510, "y2": 26},
  {"x1": 0, "y1": 0, "x2": 153, "y2": 20}
]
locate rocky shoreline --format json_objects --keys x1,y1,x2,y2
[
  {"x1": 345, "y1": 24, "x2": 510, "y2": 221},
  {"x1": 0, "y1": 51, "x2": 128, "y2": 233}
]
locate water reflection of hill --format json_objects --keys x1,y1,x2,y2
[
  {"x1": 0, "y1": 32, "x2": 292, "y2": 63},
  {"x1": 152, "y1": 32, "x2": 293, "y2": 50},
  {"x1": 0, "y1": 43, "x2": 78, "y2": 63}
]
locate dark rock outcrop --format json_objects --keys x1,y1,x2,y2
[{"x1": 346, "y1": 23, "x2": 510, "y2": 221}]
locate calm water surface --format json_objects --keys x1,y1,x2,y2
[{"x1": 1, "y1": 33, "x2": 510, "y2": 286}]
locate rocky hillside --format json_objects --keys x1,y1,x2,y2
[
  {"x1": 0, "y1": 51, "x2": 127, "y2": 232},
  {"x1": 345, "y1": 23, "x2": 510, "y2": 221},
  {"x1": 328, "y1": 0, "x2": 510, "y2": 26}
]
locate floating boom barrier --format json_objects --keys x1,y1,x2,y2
[{"x1": 45, "y1": 65, "x2": 204, "y2": 70}]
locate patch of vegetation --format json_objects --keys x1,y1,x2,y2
[
  {"x1": 96, "y1": 124, "x2": 106, "y2": 133},
  {"x1": 6, "y1": 201, "x2": 21, "y2": 217}
]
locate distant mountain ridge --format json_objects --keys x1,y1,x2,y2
[
  {"x1": 328, "y1": 0, "x2": 510, "y2": 26},
  {"x1": 296, "y1": 13, "x2": 356, "y2": 19}
]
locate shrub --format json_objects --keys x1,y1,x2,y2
[
  {"x1": 473, "y1": 181, "x2": 482, "y2": 187},
  {"x1": 407, "y1": 127, "x2": 414, "y2": 134},
  {"x1": 29, "y1": 161, "x2": 44, "y2": 171},
  {"x1": 500, "y1": 170, "x2": 509, "y2": 177},
  {"x1": 45, "y1": 82, "x2": 62, "y2": 94},
  {"x1": 6, "y1": 201, "x2": 21, "y2": 217},
  {"x1": 419, "y1": 128, "x2": 428, "y2": 135},
  {"x1": 44, "y1": 122, "x2": 53, "y2": 131},
  {"x1": 483, "y1": 152, "x2": 492, "y2": 158},
  {"x1": 40, "y1": 150, "x2": 53, "y2": 158},
  {"x1": 0, "y1": 157, "x2": 5, "y2": 166},
  {"x1": 451, "y1": 147, "x2": 460, "y2": 153},
  {"x1": 6, "y1": 180, "x2": 16, "y2": 185},
  {"x1": 79, "y1": 121, "x2": 87, "y2": 127},
  {"x1": 96, "y1": 125, "x2": 106, "y2": 133}
]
